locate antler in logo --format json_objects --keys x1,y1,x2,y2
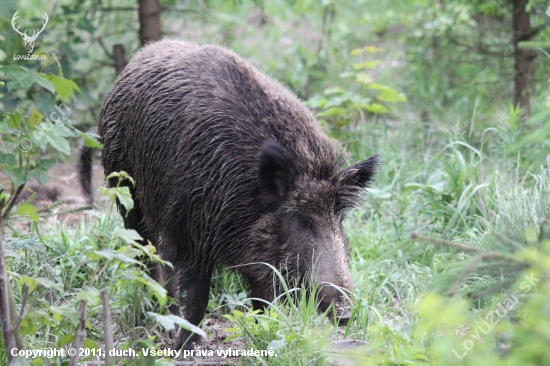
[{"x1": 11, "y1": 11, "x2": 49, "y2": 54}]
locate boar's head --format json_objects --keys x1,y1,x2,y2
[{"x1": 251, "y1": 139, "x2": 379, "y2": 324}]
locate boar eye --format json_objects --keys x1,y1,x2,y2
[{"x1": 301, "y1": 217, "x2": 313, "y2": 230}]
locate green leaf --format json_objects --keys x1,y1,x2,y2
[
  {"x1": 99, "y1": 186, "x2": 134, "y2": 212},
  {"x1": 113, "y1": 227, "x2": 143, "y2": 244},
  {"x1": 82, "y1": 338, "x2": 102, "y2": 352},
  {"x1": 362, "y1": 46, "x2": 381, "y2": 53},
  {"x1": 16, "y1": 203, "x2": 39, "y2": 221},
  {"x1": 105, "y1": 171, "x2": 135, "y2": 186},
  {"x1": 0, "y1": 66, "x2": 55, "y2": 94},
  {"x1": 26, "y1": 167, "x2": 49, "y2": 185},
  {"x1": 363, "y1": 103, "x2": 389, "y2": 114},
  {"x1": 353, "y1": 60, "x2": 381, "y2": 69},
  {"x1": 0, "y1": 152, "x2": 16, "y2": 166},
  {"x1": 40, "y1": 74, "x2": 81, "y2": 102},
  {"x1": 76, "y1": 288, "x2": 101, "y2": 306},
  {"x1": 19, "y1": 276, "x2": 38, "y2": 293},
  {"x1": 19, "y1": 311, "x2": 39, "y2": 336},
  {"x1": 50, "y1": 306, "x2": 80, "y2": 326},
  {"x1": 122, "y1": 270, "x2": 167, "y2": 306},
  {"x1": 267, "y1": 339, "x2": 286, "y2": 352},
  {"x1": 365, "y1": 82, "x2": 390, "y2": 91},
  {"x1": 365, "y1": 83, "x2": 407, "y2": 103},
  {"x1": 94, "y1": 249, "x2": 143, "y2": 265},
  {"x1": 3, "y1": 167, "x2": 27, "y2": 186},
  {"x1": 116, "y1": 245, "x2": 141, "y2": 260},
  {"x1": 305, "y1": 95, "x2": 327, "y2": 108},
  {"x1": 317, "y1": 107, "x2": 348, "y2": 117},
  {"x1": 284, "y1": 334, "x2": 299, "y2": 342},
  {"x1": 137, "y1": 273, "x2": 168, "y2": 306},
  {"x1": 355, "y1": 72, "x2": 373, "y2": 85},
  {"x1": 324, "y1": 87, "x2": 345, "y2": 95},
  {"x1": 358, "y1": 98, "x2": 374, "y2": 109},
  {"x1": 27, "y1": 107, "x2": 44, "y2": 127},
  {"x1": 4, "y1": 112, "x2": 22, "y2": 128},
  {"x1": 131, "y1": 240, "x2": 172, "y2": 268},
  {"x1": 339, "y1": 71, "x2": 355, "y2": 79},
  {"x1": 38, "y1": 121, "x2": 75, "y2": 154},
  {"x1": 377, "y1": 89, "x2": 407, "y2": 103},
  {"x1": 324, "y1": 93, "x2": 354, "y2": 108},
  {"x1": 9, "y1": 238, "x2": 45, "y2": 253},
  {"x1": 147, "y1": 312, "x2": 207, "y2": 338},
  {"x1": 113, "y1": 187, "x2": 134, "y2": 211},
  {"x1": 34, "y1": 277, "x2": 63, "y2": 292},
  {"x1": 81, "y1": 132, "x2": 103, "y2": 149},
  {"x1": 57, "y1": 334, "x2": 74, "y2": 347},
  {"x1": 224, "y1": 333, "x2": 240, "y2": 342},
  {"x1": 37, "y1": 157, "x2": 57, "y2": 171}
]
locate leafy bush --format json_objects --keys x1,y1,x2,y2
[{"x1": 307, "y1": 46, "x2": 406, "y2": 134}]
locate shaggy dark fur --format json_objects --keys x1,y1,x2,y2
[{"x1": 95, "y1": 40, "x2": 379, "y2": 350}]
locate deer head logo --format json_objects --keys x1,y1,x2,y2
[{"x1": 11, "y1": 11, "x2": 49, "y2": 54}]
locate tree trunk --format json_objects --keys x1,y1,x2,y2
[
  {"x1": 138, "y1": 0, "x2": 162, "y2": 47},
  {"x1": 512, "y1": 0, "x2": 534, "y2": 119},
  {"x1": 113, "y1": 44, "x2": 127, "y2": 75}
]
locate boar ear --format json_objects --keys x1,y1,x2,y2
[
  {"x1": 334, "y1": 154, "x2": 380, "y2": 211},
  {"x1": 258, "y1": 139, "x2": 294, "y2": 210}
]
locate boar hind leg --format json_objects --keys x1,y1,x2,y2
[{"x1": 175, "y1": 267, "x2": 213, "y2": 351}]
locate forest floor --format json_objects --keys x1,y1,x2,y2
[{"x1": 2, "y1": 159, "x2": 365, "y2": 364}]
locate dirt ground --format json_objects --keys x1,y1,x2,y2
[
  {"x1": 9, "y1": 160, "x2": 104, "y2": 204},
  {"x1": 0, "y1": 159, "x2": 105, "y2": 225}
]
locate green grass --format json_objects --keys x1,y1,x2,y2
[{"x1": 5, "y1": 108, "x2": 549, "y2": 365}]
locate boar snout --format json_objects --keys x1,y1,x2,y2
[{"x1": 317, "y1": 282, "x2": 353, "y2": 326}]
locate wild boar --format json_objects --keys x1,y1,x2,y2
[{"x1": 89, "y1": 40, "x2": 379, "y2": 349}]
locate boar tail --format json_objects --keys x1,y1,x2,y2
[{"x1": 78, "y1": 145, "x2": 94, "y2": 205}]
